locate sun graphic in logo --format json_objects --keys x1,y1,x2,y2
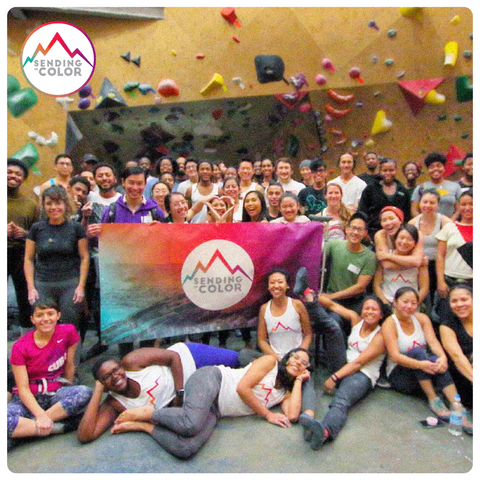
[{"x1": 181, "y1": 240, "x2": 254, "y2": 310}]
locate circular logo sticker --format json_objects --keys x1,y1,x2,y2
[
  {"x1": 21, "y1": 22, "x2": 96, "y2": 96},
  {"x1": 181, "y1": 240, "x2": 254, "y2": 311}
]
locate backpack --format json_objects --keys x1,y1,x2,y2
[{"x1": 106, "y1": 202, "x2": 161, "y2": 223}]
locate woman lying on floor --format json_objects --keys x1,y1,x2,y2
[{"x1": 109, "y1": 348, "x2": 311, "y2": 459}]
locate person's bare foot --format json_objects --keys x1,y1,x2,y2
[
  {"x1": 111, "y1": 421, "x2": 153, "y2": 435},
  {"x1": 115, "y1": 405, "x2": 155, "y2": 424}
]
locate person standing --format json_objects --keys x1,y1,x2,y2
[
  {"x1": 7, "y1": 159, "x2": 39, "y2": 334},
  {"x1": 328, "y1": 153, "x2": 367, "y2": 214},
  {"x1": 37, "y1": 154, "x2": 74, "y2": 201},
  {"x1": 358, "y1": 151, "x2": 382, "y2": 186},
  {"x1": 298, "y1": 159, "x2": 327, "y2": 217},
  {"x1": 238, "y1": 159, "x2": 264, "y2": 200},
  {"x1": 457, "y1": 153, "x2": 473, "y2": 193},
  {"x1": 358, "y1": 158, "x2": 411, "y2": 238},
  {"x1": 275, "y1": 158, "x2": 305, "y2": 196},
  {"x1": 176, "y1": 158, "x2": 198, "y2": 196},
  {"x1": 402, "y1": 161, "x2": 422, "y2": 197},
  {"x1": 411, "y1": 153, "x2": 462, "y2": 218}
]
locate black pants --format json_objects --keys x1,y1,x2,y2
[{"x1": 7, "y1": 245, "x2": 31, "y2": 328}]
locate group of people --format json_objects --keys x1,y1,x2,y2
[{"x1": 7, "y1": 148, "x2": 473, "y2": 458}]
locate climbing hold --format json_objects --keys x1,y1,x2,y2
[
  {"x1": 232, "y1": 35, "x2": 241, "y2": 43},
  {"x1": 315, "y1": 74, "x2": 327, "y2": 85},
  {"x1": 232, "y1": 77, "x2": 246, "y2": 89},
  {"x1": 365, "y1": 138, "x2": 375, "y2": 147},
  {"x1": 371, "y1": 110, "x2": 393, "y2": 135},
  {"x1": 424, "y1": 89, "x2": 445, "y2": 104},
  {"x1": 349, "y1": 67, "x2": 364, "y2": 84},
  {"x1": 254, "y1": 55, "x2": 288, "y2": 84},
  {"x1": 325, "y1": 104, "x2": 352, "y2": 118},
  {"x1": 7, "y1": 74, "x2": 20, "y2": 95},
  {"x1": 385, "y1": 59, "x2": 394, "y2": 66},
  {"x1": 324, "y1": 114, "x2": 333, "y2": 123},
  {"x1": 328, "y1": 89, "x2": 355, "y2": 104},
  {"x1": 7, "y1": 87, "x2": 38, "y2": 118},
  {"x1": 78, "y1": 98, "x2": 91, "y2": 109},
  {"x1": 368, "y1": 20, "x2": 379, "y2": 30},
  {"x1": 200, "y1": 73, "x2": 227, "y2": 95},
  {"x1": 371, "y1": 55, "x2": 379, "y2": 64},
  {"x1": 469, "y1": 33, "x2": 473, "y2": 40},
  {"x1": 120, "y1": 51, "x2": 131, "y2": 62},
  {"x1": 400, "y1": 7, "x2": 423, "y2": 18},
  {"x1": 454, "y1": 115, "x2": 462, "y2": 122},
  {"x1": 444, "y1": 41, "x2": 458, "y2": 66},
  {"x1": 463, "y1": 50, "x2": 472, "y2": 59},
  {"x1": 322, "y1": 58, "x2": 336, "y2": 72},
  {"x1": 196, "y1": 53, "x2": 205, "y2": 60},
  {"x1": 438, "y1": 114, "x2": 447, "y2": 121},
  {"x1": 95, "y1": 77, "x2": 127, "y2": 109},
  {"x1": 138, "y1": 84, "x2": 156, "y2": 95},
  {"x1": 79, "y1": 85, "x2": 93, "y2": 98},
  {"x1": 171, "y1": 50, "x2": 177, "y2": 56},
  {"x1": 356, "y1": 102, "x2": 364, "y2": 108},
  {"x1": 157, "y1": 79, "x2": 180, "y2": 97},
  {"x1": 397, "y1": 71, "x2": 406, "y2": 79},
  {"x1": 221, "y1": 7, "x2": 241, "y2": 27},
  {"x1": 334, "y1": 137, "x2": 348, "y2": 145},
  {"x1": 450, "y1": 15, "x2": 461, "y2": 25},
  {"x1": 298, "y1": 102, "x2": 312, "y2": 113},
  {"x1": 123, "y1": 81, "x2": 140, "y2": 93},
  {"x1": 374, "y1": 91, "x2": 381, "y2": 97},
  {"x1": 10, "y1": 143, "x2": 39, "y2": 169},
  {"x1": 56, "y1": 97, "x2": 74, "y2": 110},
  {"x1": 291, "y1": 73, "x2": 309, "y2": 90},
  {"x1": 388, "y1": 30, "x2": 397, "y2": 38},
  {"x1": 131, "y1": 56, "x2": 141, "y2": 67},
  {"x1": 461, "y1": 133, "x2": 469, "y2": 139},
  {"x1": 329, "y1": 128, "x2": 344, "y2": 137},
  {"x1": 456, "y1": 76, "x2": 473, "y2": 102}
]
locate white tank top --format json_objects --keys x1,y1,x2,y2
[
  {"x1": 190, "y1": 184, "x2": 220, "y2": 223},
  {"x1": 386, "y1": 314, "x2": 427, "y2": 377},
  {"x1": 217, "y1": 363, "x2": 286, "y2": 417},
  {"x1": 413, "y1": 214, "x2": 442, "y2": 260},
  {"x1": 110, "y1": 343, "x2": 196, "y2": 410},
  {"x1": 264, "y1": 298, "x2": 303, "y2": 357},
  {"x1": 239, "y1": 182, "x2": 258, "y2": 201},
  {"x1": 381, "y1": 267, "x2": 419, "y2": 303},
  {"x1": 346, "y1": 321, "x2": 385, "y2": 386}
]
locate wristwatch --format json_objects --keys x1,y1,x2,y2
[{"x1": 176, "y1": 389, "x2": 185, "y2": 398}]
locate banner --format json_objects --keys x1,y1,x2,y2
[{"x1": 99, "y1": 222, "x2": 323, "y2": 344}]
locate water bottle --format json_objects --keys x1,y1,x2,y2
[{"x1": 448, "y1": 394, "x2": 463, "y2": 436}]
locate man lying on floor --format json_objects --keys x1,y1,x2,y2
[{"x1": 77, "y1": 342, "x2": 239, "y2": 443}]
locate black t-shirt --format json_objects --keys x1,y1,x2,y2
[
  {"x1": 358, "y1": 172, "x2": 382, "y2": 187},
  {"x1": 298, "y1": 185, "x2": 326, "y2": 216},
  {"x1": 28, "y1": 220, "x2": 86, "y2": 282},
  {"x1": 442, "y1": 311, "x2": 473, "y2": 359}
]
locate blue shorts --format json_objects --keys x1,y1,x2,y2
[{"x1": 185, "y1": 342, "x2": 239, "y2": 369}]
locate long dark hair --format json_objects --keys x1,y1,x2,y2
[
  {"x1": 276, "y1": 347, "x2": 312, "y2": 392},
  {"x1": 241, "y1": 190, "x2": 268, "y2": 222}
]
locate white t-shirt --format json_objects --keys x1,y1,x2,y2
[
  {"x1": 270, "y1": 215, "x2": 310, "y2": 224},
  {"x1": 176, "y1": 179, "x2": 196, "y2": 196},
  {"x1": 278, "y1": 179, "x2": 306, "y2": 196},
  {"x1": 88, "y1": 190, "x2": 121, "y2": 206},
  {"x1": 328, "y1": 176, "x2": 367, "y2": 209}
]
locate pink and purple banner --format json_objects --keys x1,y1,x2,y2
[{"x1": 99, "y1": 222, "x2": 323, "y2": 344}]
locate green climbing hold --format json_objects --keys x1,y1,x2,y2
[
  {"x1": 388, "y1": 30, "x2": 397, "y2": 38},
  {"x1": 7, "y1": 87, "x2": 38, "y2": 118},
  {"x1": 438, "y1": 114, "x2": 447, "y2": 121},
  {"x1": 463, "y1": 50, "x2": 472, "y2": 59},
  {"x1": 10, "y1": 143, "x2": 39, "y2": 168},
  {"x1": 456, "y1": 76, "x2": 473, "y2": 102},
  {"x1": 461, "y1": 133, "x2": 469, "y2": 139},
  {"x1": 454, "y1": 115, "x2": 463, "y2": 122},
  {"x1": 7, "y1": 74, "x2": 20, "y2": 95},
  {"x1": 384, "y1": 59, "x2": 394, "y2": 66},
  {"x1": 123, "y1": 81, "x2": 140, "y2": 93}
]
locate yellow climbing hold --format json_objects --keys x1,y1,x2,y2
[
  {"x1": 200, "y1": 73, "x2": 228, "y2": 95},
  {"x1": 424, "y1": 89, "x2": 446, "y2": 104},
  {"x1": 444, "y1": 41, "x2": 458, "y2": 66},
  {"x1": 371, "y1": 110, "x2": 393, "y2": 135}
]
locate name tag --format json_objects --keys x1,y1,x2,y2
[
  {"x1": 142, "y1": 213, "x2": 153, "y2": 223},
  {"x1": 347, "y1": 263, "x2": 361, "y2": 275}
]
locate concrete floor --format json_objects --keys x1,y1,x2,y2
[{"x1": 6, "y1": 281, "x2": 473, "y2": 473}]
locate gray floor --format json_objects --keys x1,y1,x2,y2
[{"x1": 6, "y1": 281, "x2": 473, "y2": 474}]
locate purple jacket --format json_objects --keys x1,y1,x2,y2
[{"x1": 101, "y1": 196, "x2": 165, "y2": 224}]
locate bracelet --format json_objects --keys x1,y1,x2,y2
[
  {"x1": 331, "y1": 373, "x2": 339, "y2": 383},
  {"x1": 175, "y1": 389, "x2": 185, "y2": 398}
]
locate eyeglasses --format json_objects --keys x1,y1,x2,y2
[
  {"x1": 100, "y1": 365, "x2": 121, "y2": 383},
  {"x1": 347, "y1": 226, "x2": 366, "y2": 233},
  {"x1": 290, "y1": 353, "x2": 310, "y2": 368}
]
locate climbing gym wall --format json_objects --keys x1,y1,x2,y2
[{"x1": 7, "y1": 6, "x2": 473, "y2": 192}]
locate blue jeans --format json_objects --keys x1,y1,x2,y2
[
  {"x1": 322, "y1": 371, "x2": 372, "y2": 440},
  {"x1": 305, "y1": 302, "x2": 347, "y2": 373},
  {"x1": 388, "y1": 347, "x2": 454, "y2": 394}
]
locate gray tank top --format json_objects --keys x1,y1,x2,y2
[{"x1": 414, "y1": 214, "x2": 442, "y2": 260}]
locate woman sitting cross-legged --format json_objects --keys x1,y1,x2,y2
[
  {"x1": 382, "y1": 286, "x2": 471, "y2": 430},
  {"x1": 298, "y1": 294, "x2": 386, "y2": 450},
  {"x1": 109, "y1": 349, "x2": 311, "y2": 459}
]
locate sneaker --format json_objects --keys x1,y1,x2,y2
[
  {"x1": 299, "y1": 413, "x2": 326, "y2": 450},
  {"x1": 299, "y1": 413, "x2": 314, "y2": 442},
  {"x1": 293, "y1": 267, "x2": 309, "y2": 296},
  {"x1": 376, "y1": 377, "x2": 392, "y2": 389},
  {"x1": 429, "y1": 397, "x2": 450, "y2": 422}
]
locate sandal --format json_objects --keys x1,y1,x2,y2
[
  {"x1": 462, "y1": 409, "x2": 473, "y2": 435},
  {"x1": 429, "y1": 397, "x2": 450, "y2": 422}
]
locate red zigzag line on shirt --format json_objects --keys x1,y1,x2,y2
[
  {"x1": 146, "y1": 376, "x2": 162, "y2": 405},
  {"x1": 270, "y1": 322, "x2": 294, "y2": 332},
  {"x1": 258, "y1": 383, "x2": 272, "y2": 405}
]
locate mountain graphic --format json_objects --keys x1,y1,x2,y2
[
  {"x1": 271, "y1": 322, "x2": 294, "y2": 333},
  {"x1": 23, "y1": 32, "x2": 93, "y2": 68},
  {"x1": 182, "y1": 249, "x2": 253, "y2": 285}
]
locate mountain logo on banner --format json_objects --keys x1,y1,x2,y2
[{"x1": 181, "y1": 240, "x2": 254, "y2": 311}]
